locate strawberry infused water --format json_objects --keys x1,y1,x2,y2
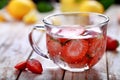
[
  {"x1": 46, "y1": 25, "x2": 107, "y2": 72},
  {"x1": 29, "y1": 12, "x2": 109, "y2": 72}
]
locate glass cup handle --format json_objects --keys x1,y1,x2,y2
[{"x1": 29, "y1": 26, "x2": 49, "y2": 59}]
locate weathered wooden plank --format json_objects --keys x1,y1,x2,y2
[
  {"x1": 0, "y1": 22, "x2": 33, "y2": 80},
  {"x1": 106, "y1": 51, "x2": 120, "y2": 80},
  {"x1": 19, "y1": 55, "x2": 64, "y2": 80},
  {"x1": 105, "y1": 5, "x2": 120, "y2": 80}
]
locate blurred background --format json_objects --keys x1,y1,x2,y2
[{"x1": 0, "y1": 0, "x2": 120, "y2": 24}]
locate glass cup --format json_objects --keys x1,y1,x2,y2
[{"x1": 29, "y1": 12, "x2": 109, "y2": 72}]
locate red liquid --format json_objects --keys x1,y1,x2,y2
[{"x1": 46, "y1": 26, "x2": 106, "y2": 70}]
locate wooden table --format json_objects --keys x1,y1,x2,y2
[{"x1": 0, "y1": 5, "x2": 120, "y2": 80}]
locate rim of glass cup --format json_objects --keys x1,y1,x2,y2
[{"x1": 43, "y1": 12, "x2": 109, "y2": 28}]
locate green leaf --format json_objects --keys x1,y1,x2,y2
[
  {"x1": 98, "y1": 0, "x2": 114, "y2": 10},
  {"x1": 0, "y1": 0, "x2": 9, "y2": 9},
  {"x1": 37, "y1": 1, "x2": 54, "y2": 13}
]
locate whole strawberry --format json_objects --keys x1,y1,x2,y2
[
  {"x1": 27, "y1": 59, "x2": 43, "y2": 74},
  {"x1": 14, "y1": 58, "x2": 43, "y2": 74},
  {"x1": 106, "y1": 36, "x2": 119, "y2": 51}
]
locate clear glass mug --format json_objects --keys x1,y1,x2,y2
[{"x1": 29, "y1": 12, "x2": 109, "y2": 72}]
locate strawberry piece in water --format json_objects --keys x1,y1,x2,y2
[
  {"x1": 46, "y1": 34, "x2": 62, "y2": 57},
  {"x1": 26, "y1": 59, "x2": 43, "y2": 74},
  {"x1": 68, "y1": 55, "x2": 89, "y2": 68},
  {"x1": 87, "y1": 35, "x2": 104, "y2": 58},
  {"x1": 87, "y1": 36, "x2": 106, "y2": 67},
  {"x1": 61, "y1": 39, "x2": 88, "y2": 63},
  {"x1": 88, "y1": 45, "x2": 105, "y2": 67},
  {"x1": 14, "y1": 61, "x2": 27, "y2": 70},
  {"x1": 106, "y1": 36, "x2": 119, "y2": 51}
]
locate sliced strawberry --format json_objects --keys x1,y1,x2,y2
[
  {"x1": 26, "y1": 59, "x2": 43, "y2": 74},
  {"x1": 46, "y1": 34, "x2": 62, "y2": 57},
  {"x1": 87, "y1": 35, "x2": 104, "y2": 58},
  {"x1": 14, "y1": 61, "x2": 27, "y2": 70},
  {"x1": 68, "y1": 56, "x2": 89, "y2": 68},
  {"x1": 88, "y1": 45, "x2": 105, "y2": 67},
  {"x1": 87, "y1": 36, "x2": 106, "y2": 67},
  {"x1": 106, "y1": 36, "x2": 119, "y2": 51},
  {"x1": 61, "y1": 39, "x2": 88, "y2": 63}
]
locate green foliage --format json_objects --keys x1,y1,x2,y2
[
  {"x1": 37, "y1": 1, "x2": 54, "y2": 13},
  {"x1": 98, "y1": 0, "x2": 114, "y2": 10},
  {"x1": 0, "y1": 0, "x2": 9, "y2": 9}
]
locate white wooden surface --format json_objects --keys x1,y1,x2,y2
[{"x1": 0, "y1": 5, "x2": 120, "y2": 80}]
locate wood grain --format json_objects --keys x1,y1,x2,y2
[
  {"x1": 0, "y1": 22, "x2": 33, "y2": 80},
  {"x1": 105, "y1": 5, "x2": 120, "y2": 80},
  {"x1": 0, "y1": 4, "x2": 120, "y2": 80}
]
